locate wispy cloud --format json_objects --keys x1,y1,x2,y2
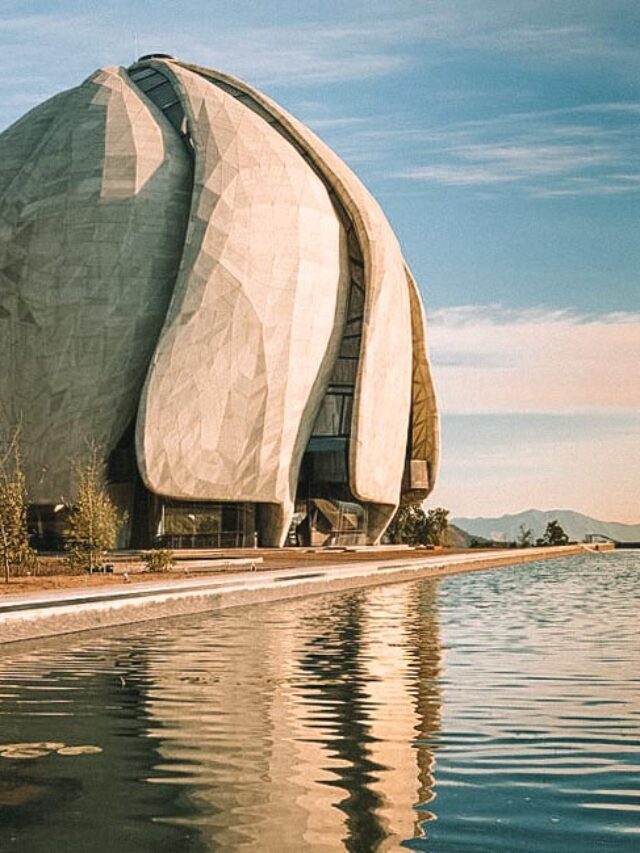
[
  {"x1": 428, "y1": 305, "x2": 640, "y2": 414},
  {"x1": 0, "y1": 10, "x2": 413, "y2": 129},
  {"x1": 0, "y1": 4, "x2": 638, "y2": 192},
  {"x1": 1, "y1": 1, "x2": 638, "y2": 97},
  {"x1": 390, "y1": 101, "x2": 640, "y2": 196},
  {"x1": 428, "y1": 301, "x2": 640, "y2": 520},
  {"x1": 172, "y1": 3, "x2": 639, "y2": 88},
  {"x1": 304, "y1": 116, "x2": 369, "y2": 130}
]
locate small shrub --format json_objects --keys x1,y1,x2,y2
[
  {"x1": 65, "y1": 443, "x2": 125, "y2": 571},
  {"x1": 145, "y1": 549, "x2": 175, "y2": 573},
  {"x1": 0, "y1": 427, "x2": 38, "y2": 583}
]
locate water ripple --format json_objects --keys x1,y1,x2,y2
[{"x1": 0, "y1": 552, "x2": 638, "y2": 851}]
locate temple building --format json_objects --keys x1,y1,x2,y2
[{"x1": 0, "y1": 55, "x2": 439, "y2": 549}]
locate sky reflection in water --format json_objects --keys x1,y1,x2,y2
[{"x1": 0, "y1": 551, "x2": 638, "y2": 852}]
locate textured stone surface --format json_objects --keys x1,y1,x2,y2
[
  {"x1": 0, "y1": 547, "x2": 587, "y2": 645},
  {"x1": 0, "y1": 66, "x2": 191, "y2": 501},
  {"x1": 176, "y1": 61, "x2": 416, "y2": 530},
  {"x1": 404, "y1": 266, "x2": 440, "y2": 499},
  {"x1": 1, "y1": 56, "x2": 439, "y2": 546},
  {"x1": 136, "y1": 61, "x2": 349, "y2": 545}
]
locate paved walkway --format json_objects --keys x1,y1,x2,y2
[{"x1": 0, "y1": 545, "x2": 594, "y2": 645}]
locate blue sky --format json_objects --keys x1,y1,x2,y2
[{"x1": 2, "y1": 1, "x2": 638, "y2": 521}]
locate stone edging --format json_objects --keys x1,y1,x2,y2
[{"x1": 0, "y1": 546, "x2": 602, "y2": 645}]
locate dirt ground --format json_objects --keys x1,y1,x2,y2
[{"x1": 0, "y1": 546, "x2": 478, "y2": 595}]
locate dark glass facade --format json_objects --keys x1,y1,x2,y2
[
  {"x1": 156, "y1": 500, "x2": 255, "y2": 549},
  {"x1": 27, "y1": 504, "x2": 69, "y2": 552},
  {"x1": 292, "y1": 227, "x2": 368, "y2": 547}
]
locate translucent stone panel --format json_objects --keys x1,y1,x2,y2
[
  {"x1": 136, "y1": 61, "x2": 349, "y2": 544},
  {"x1": 402, "y1": 266, "x2": 440, "y2": 502},
  {"x1": 175, "y1": 61, "x2": 414, "y2": 541},
  {"x1": 0, "y1": 67, "x2": 191, "y2": 501},
  {"x1": 1, "y1": 55, "x2": 438, "y2": 548}
]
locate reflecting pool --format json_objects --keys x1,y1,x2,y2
[{"x1": 0, "y1": 551, "x2": 638, "y2": 852}]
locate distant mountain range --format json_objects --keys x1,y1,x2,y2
[
  {"x1": 451, "y1": 509, "x2": 640, "y2": 544},
  {"x1": 448, "y1": 524, "x2": 492, "y2": 548}
]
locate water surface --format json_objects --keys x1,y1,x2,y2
[{"x1": 0, "y1": 551, "x2": 638, "y2": 851}]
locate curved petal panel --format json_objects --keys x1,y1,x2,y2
[
  {"x1": 175, "y1": 65, "x2": 412, "y2": 506},
  {"x1": 402, "y1": 267, "x2": 440, "y2": 503},
  {"x1": 173, "y1": 61, "x2": 414, "y2": 524},
  {"x1": 0, "y1": 90, "x2": 73, "y2": 198},
  {"x1": 1, "y1": 55, "x2": 439, "y2": 549},
  {"x1": 0, "y1": 67, "x2": 191, "y2": 501},
  {"x1": 136, "y1": 61, "x2": 350, "y2": 542}
]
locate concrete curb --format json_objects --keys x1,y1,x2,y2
[{"x1": 0, "y1": 545, "x2": 601, "y2": 645}]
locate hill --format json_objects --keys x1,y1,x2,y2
[
  {"x1": 448, "y1": 524, "x2": 493, "y2": 548},
  {"x1": 451, "y1": 509, "x2": 640, "y2": 544}
]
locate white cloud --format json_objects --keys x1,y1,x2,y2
[
  {"x1": 426, "y1": 303, "x2": 640, "y2": 519},
  {"x1": 400, "y1": 165, "x2": 518, "y2": 186},
  {"x1": 427, "y1": 306, "x2": 640, "y2": 414},
  {"x1": 393, "y1": 101, "x2": 640, "y2": 195}
]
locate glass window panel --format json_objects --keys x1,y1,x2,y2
[
  {"x1": 340, "y1": 335, "x2": 360, "y2": 359},
  {"x1": 162, "y1": 102, "x2": 185, "y2": 131},
  {"x1": 209, "y1": 78, "x2": 243, "y2": 98},
  {"x1": 312, "y1": 394, "x2": 342, "y2": 436},
  {"x1": 160, "y1": 501, "x2": 254, "y2": 547},
  {"x1": 163, "y1": 502, "x2": 221, "y2": 535},
  {"x1": 147, "y1": 81, "x2": 178, "y2": 108},
  {"x1": 351, "y1": 264, "x2": 364, "y2": 296},
  {"x1": 340, "y1": 395, "x2": 353, "y2": 434},
  {"x1": 347, "y1": 228, "x2": 362, "y2": 262},
  {"x1": 129, "y1": 67, "x2": 157, "y2": 82},
  {"x1": 332, "y1": 358, "x2": 357, "y2": 386},
  {"x1": 312, "y1": 449, "x2": 348, "y2": 483},
  {"x1": 221, "y1": 503, "x2": 238, "y2": 531},
  {"x1": 135, "y1": 73, "x2": 167, "y2": 92}
]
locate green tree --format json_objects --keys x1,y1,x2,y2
[
  {"x1": 386, "y1": 504, "x2": 420, "y2": 544},
  {"x1": 537, "y1": 519, "x2": 569, "y2": 547},
  {"x1": 65, "y1": 444, "x2": 124, "y2": 571},
  {"x1": 0, "y1": 428, "x2": 37, "y2": 583},
  {"x1": 516, "y1": 524, "x2": 534, "y2": 548},
  {"x1": 426, "y1": 507, "x2": 450, "y2": 546},
  {"x1": 387, "y1": 504, "x2": 450, "y2": 546}
]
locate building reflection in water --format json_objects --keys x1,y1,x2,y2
[
  {"x1": 362, "y1": 582, "x2": 442, "y2": 849},
  {"x1": 142, "y1": 579, "x2": 443, "y2": 851},
  {"x1": 0, "y1": 639, "x2": 206, "y2": 853},
  {"x1": 4, "y1": 556, "x2": 639, "y2": 853}
]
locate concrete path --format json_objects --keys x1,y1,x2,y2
[{"x1": 0, "y1": 545, "x2": 595, "y2": 645}]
